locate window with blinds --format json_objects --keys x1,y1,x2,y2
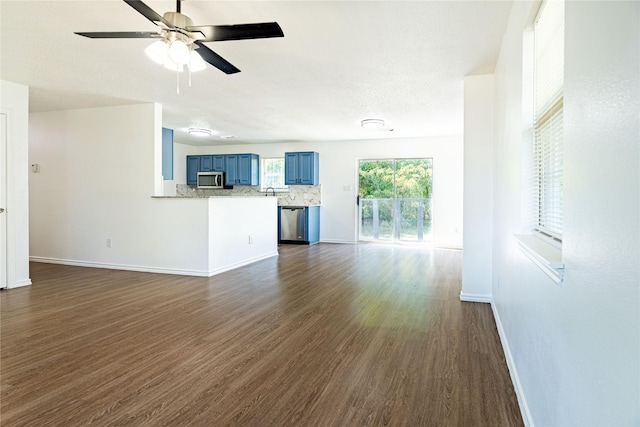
[{"x1": 534, "y1": 0, "x2": 564, "y2": 241}]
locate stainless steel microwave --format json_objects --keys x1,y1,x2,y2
[{"x1": 197, "y1": 171, "x2": 224, "y2": 189}]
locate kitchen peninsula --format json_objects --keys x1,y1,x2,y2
[{"x1": 152, "y1": 196, "x2": 278, "y2": 276}]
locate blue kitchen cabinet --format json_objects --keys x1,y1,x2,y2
[
  {"x1": 189, "y1": 153, "x2": 258, "y2": 186},
  {"x1": 224, "y1": 154, "x2": 238, "y2": 185},
  {"x1": 201, "y1": 155, "x2": 225, "y2": 172},
  {"x1": 186, "y1": 155, "x2": 200, "y2": 185},
  {"x1": 307, "y1": 206, "x2": 320, "y2": 243},
  {"x1": 225, "y1": 154, "x2": 259, "y2": 186},
  {"x1": 284, "y1": 152, "x2": 299, "y2": 185},
  {"x1": 284, "y1": 151, "x2": 319, "y2": 185},
  {"x1": 212, "y1": 155, "x2": 225, "y2": 171},
  {"x1": 200, "y1": 155, "x2": 214, "y2": 172}
]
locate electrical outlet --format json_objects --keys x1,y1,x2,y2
[
  {"x1": 248, "y1": 235, "x2": 253, "y2": 244},
  {"x1": 106, "y1": 238, "x2": 112, "y2": 248}
]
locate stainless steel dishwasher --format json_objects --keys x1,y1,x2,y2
[{"x1": 280, "y1": 207, "x2": 306, "y2": 241}]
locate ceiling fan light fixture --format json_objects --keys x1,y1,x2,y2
[
  {"x1": 145, "y1": 40, "x2": 169, "y2": 65},
  {"x1": 169, "y1": 39, "x2": 190, "y2": 65},
  {"x1": 361, "y1": 119, "x2": 386, "y2": 129},
  {"x1": 188, "y1": 51, "x2": 206, "y2": 72},
  {"x1": 188, "y1": 128, "x2": 212, "y2": 137}
]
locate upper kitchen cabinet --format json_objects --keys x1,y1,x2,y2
[
  {"x1": 187, "y1": 154, "x2": 229, "y2": 185},
  {"x1": 200, "y1": 155, "x2": 225, "y2": 172},
  {"x1": 186, "y1": 155, "x2": 200, "y2": 185},
  {"x1": 200, "y1": 155, "x2": 214, "y2": 172},
  {"x1": 285, "y1": 152, "x2": 319, "y2": 185},
  {"x1": 225, "y1": 154, "x2": 259, "y2": 186},
  {"x1": 212, "y1": 155, "x2": 225, "y2": 171}
]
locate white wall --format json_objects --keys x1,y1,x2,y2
[
  {"x1": 491, "y1": 1, "x2": 639, "y2": 426},
  {"x1": 208, "y1": 197, "x2": 278, "y2": 275},
  {"x1": 27, "y1": 105, "x2": 218, "y2": 274},
  {"x1": 461, "y1": 74, "x2": 494, "y2": 302},
  {"x1": 177, "y1": 136, "x2": 463, "y2": 248},
  {"x1": 0, "y1": 80, "x2": 31, "y2": 288}
]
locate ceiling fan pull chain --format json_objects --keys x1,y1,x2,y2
[{"x1": 176, "y1": 68, "x2": 180, "y2": 94}]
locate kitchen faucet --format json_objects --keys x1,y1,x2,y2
[{"x1": 265, "y1": 187, "x2": 276, "y2": 197}]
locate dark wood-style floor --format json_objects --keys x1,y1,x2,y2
[{"x1": 1, "y1": 244, "x2": 522, "y2": 426}]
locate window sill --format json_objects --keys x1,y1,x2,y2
[{"x1": 514, "y1": 234, "x2": 564, "y2": 285}]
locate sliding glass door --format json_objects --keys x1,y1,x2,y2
[{"x1": 358, "y1": 158, "x2": 432, "y2": 243}]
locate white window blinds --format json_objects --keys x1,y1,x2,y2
[{"x1": 534, "y1": 0, "x2": 564, "y2": 240}]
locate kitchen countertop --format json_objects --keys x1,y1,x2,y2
[
  {"x1": 152, "y1": 196, "x2": 320, "y2": 207},
  {"x1": 151, "y1": 196, "x2": 273, "y2": 199}
]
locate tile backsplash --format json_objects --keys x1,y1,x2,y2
[{"x1": 175, "y1": 184, "x2": 321, "y2": 206}]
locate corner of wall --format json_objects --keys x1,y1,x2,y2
[
  {"x1": 461, "y1": 74, "x2": 495, "y2": 299},
  {"x1": 0, "y1": 79, "x2": 31, "y2": 288}
]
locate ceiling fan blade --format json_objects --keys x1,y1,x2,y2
[
  {"x1": 123, "y1": 0, "x2": 174, "y2": 28},
  {"x1": 194, "y1": 42, "x2": 240, "y2": 74},
  {"x1": 186, "y1": 22, "x2": 284, "y2": 42},
  {"x1": 75, "y1": 31, "x2": 162, "y2": 39}
]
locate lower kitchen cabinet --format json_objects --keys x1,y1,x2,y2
[{"x1": 278, "y1": 206, "x2": 320, "y2": 244}]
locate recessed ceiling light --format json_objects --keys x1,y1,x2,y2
[
  {"x1": 188, "y1": 128, "x2": 212, "y2": 137},
  {"x1": 361, "y1": 119, "x2": 385, "y2": 129}
]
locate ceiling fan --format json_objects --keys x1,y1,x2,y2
[{"x1": 75, "y1": 0, "x2": 284, "y2": 75}]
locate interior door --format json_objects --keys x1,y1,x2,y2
[{"x1": 0, "y1": 113, "x2": 7, "y2": 288}]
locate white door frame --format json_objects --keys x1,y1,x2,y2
[{"x1": 0, "y1": 112, "x2": 7, "y2": 288}]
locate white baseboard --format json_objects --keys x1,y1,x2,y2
[
  {"x1": 319, "y1": 239, "x2": 356, "y2": 244},
  {"x1": 207, "y1": 252, "x2": 279, "y2": 277},
  {"x1": 491, "y1": 302, "x2": 534, "y2": 427},
  {"x1": 459, "y1": 292, "x2": 492, "y2": 303},
  {"x1": 319, "y1": 240, "x2": 462, "y2": 249},
  {"x1": 30, "y1": 256, "x2": 212, "y2": 277},
  {"x1": 30, "y1": 252, "x2": 280, "y2": 278},
  {"x1": 433, "y1": 243, "x2": 463, "y2": 250},
  {"x1": 7, "y1": 278, "x2": 32, "y2": 288}
]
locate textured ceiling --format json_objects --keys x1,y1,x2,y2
[{"x1": 0, "y1": 0, "x2": 512, "y2": 146}]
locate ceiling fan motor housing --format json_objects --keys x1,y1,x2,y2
[
  {"x1": 163, "y1": 12, "x2": 194, "y2": 29},
  {"x1": 161, "y1": 12, "x2": 199, "y2": 45}
]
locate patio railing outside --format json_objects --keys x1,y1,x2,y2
[{"x1": 359, "y1": 198, "x2": 432, "y2": 242}]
